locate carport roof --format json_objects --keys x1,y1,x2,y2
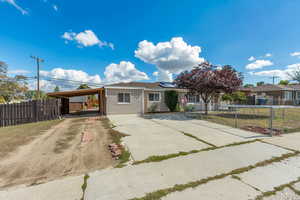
[{"x1": 47, "y1": 87, "x2": 104, "y2": 98}]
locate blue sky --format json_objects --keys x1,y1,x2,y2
[{"x1": 1, "y1": 0, "x2": 300, "y2": 91}]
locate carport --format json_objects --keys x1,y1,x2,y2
[{"x1": 47, "y1": 88, "x2": 106, "y2": 115}]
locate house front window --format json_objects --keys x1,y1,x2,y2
[
  {"x1": 118, "y1": 93, "x2": 130, "y2": 103},
  {"x1": 284, "y1": 91, "x2": 293, "y2": 100},
  {"x1": 148, "y1": 93, "x2": 160, "y2": 102},
  {"x1": 186, "y1": 94, "x2": 200, "y2": 103},
  {"x1": 297, "y1": 92, "x2": 300, "y2": 100}
]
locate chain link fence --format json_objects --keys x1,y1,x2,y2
[{"x1": 198, "y1": 104, "x2": 300, "y2": 135}]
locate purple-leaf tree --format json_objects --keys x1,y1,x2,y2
[{"x1": 174, "y1": 62, "x2": 243, "y2": 114}]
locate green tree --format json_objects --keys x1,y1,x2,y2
[
  {"x1": 0, "y1": 61, "x2": 29, "y2": 102},
  {"x1": 256, "y1": 81, "x2": 265, "y2": 86},
  {"x1": 54, "y1": 86, "x2": 60, "y2": 92},
  {"x1": 77, "y1": 84, "x2": 90, "y2": 90},
  {"x1": 222, "y1": 91, "x2": 246, "y2": 104},
  {"x1": 279, "y1": 80, "x2": 289, "y2": 85},
  {"x1": 164, "y1": 90, "x2": 178, "y2": 112},
  {"x1": 244, "y1": 84, "x2": 254, "y2": 88},
  {"x1": 221, "y1": 93, "x2": 233, "y2": 102},
  {"x1": 25, "y1": 90, "x2": 48, "y2": 100}
]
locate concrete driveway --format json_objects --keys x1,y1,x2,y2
[
  {"x1": 108, "y1": 114, "x2": 211, "y2": 161},
  {"x1": 109, "y1": 114, "x2": 267, "y2": 161}
]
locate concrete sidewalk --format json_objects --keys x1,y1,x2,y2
[
  {"x1": 0, "y1": 175, "x2": 83, "y2": 200},
  {"x1": 85, "y1": 142, "x2": 289, "y2": 200}
]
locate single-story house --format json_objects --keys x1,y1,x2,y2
[
  {"x1": 48, "y1": 82, "x2": 219, "y2": 115},
  {"x1": 104, "y1": 82, "x2": 218, "y2": 114},
  {"x1": 239, "y1": 84, "x2": 300, "y2": 105}
]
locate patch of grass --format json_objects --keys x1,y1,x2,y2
[
  {"x1": 130, "y1": 152, "x2": 299, "y2": 200},
  {"x1": 81, "y1": 174, "x2": 90, "y2": 200},
  {"x1": 100, "y1": 117, "x2": 131, "y2": 168},
  {"x1": 231, "y1": 175, "x2": 241, "y2": 181},
  {"x1": 115, "y1": 150, "x2": 131, "y2": 168},
  {"x1": 133, "y1": 140, "x2": 259, "y2": 165},
  {"x1": 133, "y1": 148, "x2": 213, "y2": 165},
  {"x1": 100, "y1": 117, "x2": 129, "y2": 144},
  {"x1": 0, "y1": 119, "x2": 63, "y2": 157},
  {"x1": 182, "y1": 132, "x2": 216, "y2": 147}
]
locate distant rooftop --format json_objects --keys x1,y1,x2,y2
[{"x1": 239, "y1": 84, "x2": 300, "y2": 92}]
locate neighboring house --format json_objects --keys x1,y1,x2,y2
[
  {"x1": 104, "y1": 82, "x2": 217, "y2": 115},
  {"x1": 69, "y1": 96, "x2": 88, "y2": 112},
  {"x1": 239, "y1": 84, "x2": 300, "y2": 105}
]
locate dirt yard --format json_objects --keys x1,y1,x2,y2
[{"x1": 0, "y1": 116, "x2": 117, "y2": 188}]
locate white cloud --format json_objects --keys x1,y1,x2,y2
[
  {"x1": 52, "y1": 4, "x2": 58, "y2": 11},
  {"x1": 290, "y1": 52, "x2": 300, "y2": 58},
  {"x1": 1, "y1": 0, "x2": 28, "y2": 15},
  {"x1": 265, "y1": 53, "x2": 272, "y2": 57},
  {"x1": 135, "y1": 37, "x2": 204, "y2": 81},
  {"x1": 152, "y1": 70, "x2": 173, "y2": 82},
  {"x1": 250, "y1": 63, "x2": 300, "y2": 80},
  {"x1": 7, "y1": 69, "x2": 30, "y2": 74},
  {"x1": 248, "y1": 56, "x2": 255, "y2": 61},
  {"x1": 39, "y1": 68, "x2": 102, "y2": 91},
  {"x1": 62, "y1": 30, "x2": 114, "y2": 49},
  {"x1": 245, "y1": 60, "x2": 273, "y2": 70},
  {"x1": 104, "y1": 61, "x2": 149, "y2": 83},
  {"x1": 157, "y1": 70, "x2": 173, "y2": 82}
]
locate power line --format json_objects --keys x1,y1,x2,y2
[
  {"x1": 30, "y1": 56, "x2": 44, "y2": 99},
  {"x1": 40, "y1": 76, "x2": 104, "y2": 86},
  {"x1": 269, "y1": 75, "x2": 279, "y2": 85}
]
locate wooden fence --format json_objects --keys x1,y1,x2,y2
[{"x1": 0, "y1": 99, "x2": 61, "y2": 127}]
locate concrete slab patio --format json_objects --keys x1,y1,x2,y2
[{"x1": 85, "y1": 142, "x2": 289, "y2": 200}]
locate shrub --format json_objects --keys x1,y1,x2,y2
[
  {"x1": 0, "y1": 96, "x2": 5, "y2": 104},
  {"x1": 148, "y1": 103, "x2": 159, "y2": 113},
  {"x1": 164, "y1": 90, "x2": 178, "y2": 112},
  {"x1": 183, "y1": 104, "x2": 196, "y2": 112}
]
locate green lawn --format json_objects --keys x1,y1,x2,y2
[{"x1": 199, "y1": 108, "x2": 300, "y2": 134}]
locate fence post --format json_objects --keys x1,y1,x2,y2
[
  {"x1": 269, "y1": 107, "x2": 273, "y2": 136},
  {"x1": 235, "y1": 108, "x2": 238, "y2": 128}
]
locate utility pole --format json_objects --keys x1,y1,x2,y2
[
  {"x1": 31, "y1": 56, "x2": 44, "y2": 99},
  {"x1": 269, "y1": 75, "x2": 279, "y2": 85}
]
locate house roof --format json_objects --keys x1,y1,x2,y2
[
  {"x1": 107, "y1": 82, "x2": 161, "y2": 89},
  {"x1": 106, "y1": 82, "x2": 179, "y2": 89},
  {"x1": 239, "y1": 84, "x2": 300, "y2": 92},
  {"x1": 47, "y1": 88, "x2": 104, "y2": 98}
]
